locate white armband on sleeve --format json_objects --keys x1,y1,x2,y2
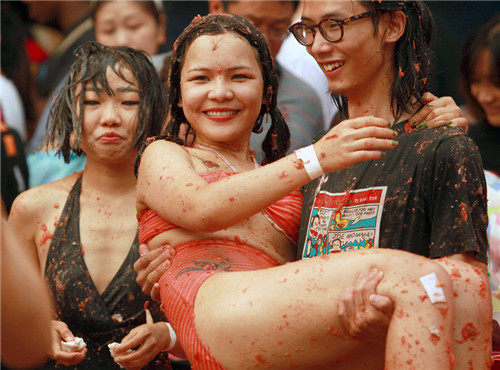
[{"x1": 295, "y1": 145, "x2": 324, "y2": 180}]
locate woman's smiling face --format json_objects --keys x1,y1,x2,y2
[{"x1": 178, "y1": 32, "x2": 264, "y2": 146}]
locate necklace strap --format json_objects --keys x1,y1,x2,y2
[{"x1": 194, "y1": 144, "x2": 258, "y2": 172}]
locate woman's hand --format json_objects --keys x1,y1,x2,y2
[
  {"x1": 48, "y1": 320, "x2": 87, "y2": 366},
  {"x1": 337, "y1": 269, "x2": 394, "y2": 343},
  {"x1": 410, "y1": 92, "x2": 468, "y2": 132},
  {"x1": 111, "y1": 322, "x2": 170, "y2": 369},
  {"x1": 134, "y1": 244, "x2": 175, "y2": 302},
  {"x1": 314, "y1": 116, "x2": 398, "y2": 174}
]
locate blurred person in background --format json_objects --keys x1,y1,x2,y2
[
  {"x1": 1, "y1": 6, "x2": 36, "y2": 143},
  {"x1": 277, "y1": 0, "x2": 340, "y2": 130},
  {"x1": 460, "y1": 15, "x2": 500, "y2": 341},
  {"x1": 461, "y1": 14, "x2": 500, "y2": 176},
  {"x1": 1, "y1": 109, "x2": 29, "y2": 216},
  {"x1": 24, "y1": 0, "x2": 94, "y2": 113},
  {"x1": 92, "y1": 0, "x2": 168, "y2": 72},
  {"x1": 24, "y1": 0, "x2": 94, "y2": 187}
]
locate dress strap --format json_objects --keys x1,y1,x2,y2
[{"x1": 194, "y1": 143, "x2": 259, "y2": 172}]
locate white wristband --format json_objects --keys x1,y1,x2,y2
[
  {"x1": 295, "y1": 145, "x2": 324, "y2": 180},
  {"x1": 163, "y1": 322, "x2": 177, "y2": 352}
]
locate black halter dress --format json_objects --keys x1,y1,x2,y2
[{"x1": 42, "y1": 176, "x2": 171, "y2": 369}]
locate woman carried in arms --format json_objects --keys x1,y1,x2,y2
[{"x1": 135, "y1": 11, "x2": 490, "y2": 369}]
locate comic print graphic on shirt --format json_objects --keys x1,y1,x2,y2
[
  {"x1": 301, "y1": 181, "x2": 387, "y2": 258},
  {"x1": 298, "y1": 123, "x2": 488, "y2": 263}
]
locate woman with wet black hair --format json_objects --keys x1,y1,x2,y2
[
  {"x1": 164, "y1": 13, "x2": 290, "y2": 165},
  {"x1": 8, "y1": 42, "x2": 183, "y2": 369},
  {"x1": 46, "y1": 42, "x2": 166, "y2": 162},
  {"x1": 135, "y1": 13, "x2": 462, "y2": 369}
]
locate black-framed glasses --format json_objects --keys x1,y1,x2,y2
[{"x1": 288, "y1": 11, "x2": 377, "y2": 46}]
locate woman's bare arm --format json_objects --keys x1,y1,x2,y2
[
  {"x1": 1, "y1": 220, "x2": 52, "y2": 368},
  {"x1": 137, "y1": 117, "x2": 398, "y2": 232}
]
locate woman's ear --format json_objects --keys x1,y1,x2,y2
[{"x1": 384, "y1": 10, "x2": 406, "y2": 44}]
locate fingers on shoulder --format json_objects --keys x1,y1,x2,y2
[
  {"x1": 421, "y1": 91, "x2": 438, "y2": 102},
  {"x1": 350, "y1": 120, "x2": 395, "y2": 141},
  {"x1": 350, "y1": 116, "x2": 390, "y2": 129}
]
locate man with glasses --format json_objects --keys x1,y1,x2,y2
[
  {"x1": 209, "y1": 0, "x2": 325, "y2": 162},
  {"x1": 291, "y1": 1, "x2": 490, "y2": 367}
]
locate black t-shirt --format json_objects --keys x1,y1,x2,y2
[
  {"x1": 468, "y1": 119, "x2": 500, "y2": 176},
  {"x1": 298, "y1": 121, "x2": 488, "y2": 264}
]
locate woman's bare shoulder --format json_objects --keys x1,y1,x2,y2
[
  {"x1": 140, "y1": 140, "x2": 193, "y2": 169},
  {"x1": 10, "y1": 173, "x2": 81, "y2": 218},
  {"x1": 143, "y1": 139, "x2": 187, "y2": 156}
]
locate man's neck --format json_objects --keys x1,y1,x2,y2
[
  {"x1": 346, "y1": 81, "x2": 413, "y2": 125},
  {"x1": 347, "y1": 92, "x2": 396, "y2": 123}
]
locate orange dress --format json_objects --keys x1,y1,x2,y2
[{"x1": 139, "y1": 170, "x2": 303, "y2": 369}]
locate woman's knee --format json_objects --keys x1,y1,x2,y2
[
  {"x1": 437, "y1": 257, "x2": 491, "y2": 314},
  {"x1": 374, "y1": 251, "x2": 453, "y2": 302}
]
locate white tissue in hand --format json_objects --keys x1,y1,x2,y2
[
  {"x1": 108, "y1": 342, "x2": 133, "y2": 369},
  {"x1": 107, "y1": 342, "x2": 119, "y2": 357},
  {"x1": 61, "y1": 337, "x2": 86, "y2": 352},
  {"x1": 108, "y1": 342, "x2": 134, "y2": 357}
]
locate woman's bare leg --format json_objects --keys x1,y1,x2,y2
[
  {"x1": 194, "y1": 249, "x2": 454, "y2": 369},
  {"x1": 436, "y1": 257, "x2": 492, "y2": 370}
]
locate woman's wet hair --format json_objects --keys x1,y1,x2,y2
[
  {"x1": 334, "y1": 0, "x2": 435, "y2": 122},
  {"x1": 163, "y1": 13, "x2": 290, "y2": 164},
  {"x1": 461, "y1": 14, "x2": 500, "y2": 118},
  {"x1": 44, "y1": 41, "x2": 167, "y2": 163}
]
